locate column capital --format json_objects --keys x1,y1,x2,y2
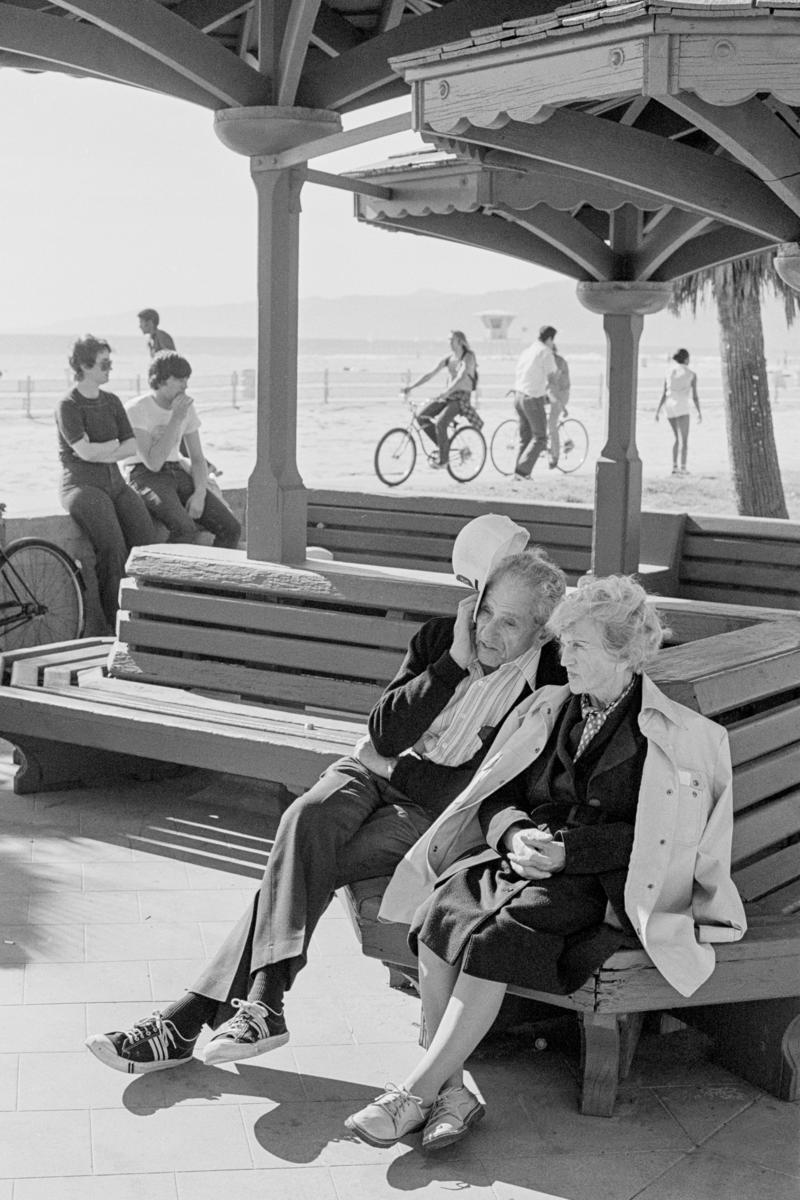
[
  {"x1": 577, "y1": 280, "x2": 671, "y2": 316},
  {"x1": 774, "y1": 242, "x2": 800, "y2": 293},
  {"x1": 213, "y1": 105, "x2": 341, "y2": 157}
]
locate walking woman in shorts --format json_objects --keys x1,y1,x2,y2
[{"x1": 655, "y1": 348, "x2": 702, "y2": 475}]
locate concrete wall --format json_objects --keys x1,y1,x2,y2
[{"x1": 0, "y1": 488, "x2": 247, "y2": 636}]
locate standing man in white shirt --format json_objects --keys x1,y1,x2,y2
[{"x1": 512, "y1": 325, "x2": 558, "y2": 479}]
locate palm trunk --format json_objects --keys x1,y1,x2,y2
[{"x1": 714, "y1": 282, "x2": 788, "y2": 519}]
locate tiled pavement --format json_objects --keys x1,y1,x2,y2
[{"x1": 0, "y1": 743, "x2": 798, "y2": 1200}]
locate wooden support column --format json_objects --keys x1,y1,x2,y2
[
  {"x1": 577, "y1": 281, "x2": 671, "y2": 577},
  {"x1": 248, "y1": 161, "x2": 305, "y2": 561},
  {"x1": 214, "y1": 104, "x2": 341, "y2": 562}
]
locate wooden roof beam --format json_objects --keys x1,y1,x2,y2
[
  {"x1": 172, "y1": 1, "x2": 251, "y2": 34},
  {"x1": 656, "y1": 227, "x2": 774, "y2": 282},
  {"x1": 364, "y1": 209, "x2": 590, "y2": 279},
  {"x1": 0, "y1": 3, "x2": 224, "y2": 107},
  {"x1": 377, "y1": 0, "x2": 406, "y2": 34},
  {"x1": 630, "y1": 209, "x2": 714, "y2": 280},
  {"x1": 50, "y1": 0, "x2": 269, "y2": 107},
  {"x1": 311, "y1": 4, "x2": 362, "y2": 56},
  {"x1": 491, "y1": 202, "x2": 615, "y2": 281},
  {"x1": 659, "y1": 93, "x2": 800, "y2": 221},
  {"x1": 447, "y1": 112, "x2": 799, "y2": 242},
  {"x1": 297, "y1": 0, "x2": 553, "y2": 111},
  {"x1": 275, "y1": 0, "x2": 322, "y2": 105}
]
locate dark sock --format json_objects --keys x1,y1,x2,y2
[
  {"x1": 160, "y1": 992, "x2": 218, "y2": 1040},
  {"x1": 247, "y1": 963, "x2": 290, "y2": 1013}
]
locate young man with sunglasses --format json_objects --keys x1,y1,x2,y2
[{"x1": 56, "y1": 335, "x2": 155, "y2": 631}]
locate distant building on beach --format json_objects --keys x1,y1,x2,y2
[{"x1": 477, "y1": 310, "x2": 516, "y2": 340}]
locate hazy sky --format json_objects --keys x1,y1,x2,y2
[{"x1": 0, "y1": 69, "x2": 556, "y2": 331}]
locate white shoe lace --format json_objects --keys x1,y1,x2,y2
[
  {"x1": 376, "y1": 1083, "x2": 426, "y2": 1119},
  {"x1": 123, "y1": 1012, "x2": 177, "y2": 1052},
  {"x1": 223, "y1": 997, "x2": 276, "y2": 1040}
]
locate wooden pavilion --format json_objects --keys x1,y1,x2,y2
[{"x1": 4, "y1": 0, "x2": 800, "y2": 575}]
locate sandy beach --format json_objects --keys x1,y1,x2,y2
[{"x1": 4, "y1": 387, "x2": 798, "y2": 522}]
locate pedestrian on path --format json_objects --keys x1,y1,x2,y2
[{"x1": 655, "y1": 348, "x2": 702, "y2": 475}]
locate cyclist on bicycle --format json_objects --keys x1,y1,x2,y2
[
  {"x1": 512, "y1": 325, "x2": 558, "y2": 480},
  {"x1": 402, "y1": 331, "x2": 478, "y2": 469}
]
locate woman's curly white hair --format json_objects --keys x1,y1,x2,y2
[{"x1": 547, "y1": 574, "x2": 666, "y2": 672}]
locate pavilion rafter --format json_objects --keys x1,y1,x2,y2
[
  {"x1": 295, "y1": 0, "x2": 550, "y2": 111},
  {"x1": 173, "y1": 1, "x2": 251, "y2": 35},
  {"x1": 446, "y1": 113, "x2": 799, "y2": 243},
  {"x1": 49, "y1": 0, "x2": 271, "y2": 107},
  {"x1": 659, "y1": 92, "x2": 800, "y2": 220},
  {"x1": 490, "y1": 202, "x2": 614, "y2": 281},
  {"x1": 0, "y1": 3, "x2": 226, "y2": 108}
]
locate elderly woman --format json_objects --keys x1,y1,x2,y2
[{"x1": 346, "y1": 575, "x2": 746, "y2": 1152}]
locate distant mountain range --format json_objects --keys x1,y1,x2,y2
[{"x1": 27, "y1": 280, "x2": 799, "y2": 354}]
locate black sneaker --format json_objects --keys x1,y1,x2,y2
[
  {"x1": 200, "y1": 998, "x2": 289, "y2": 1065},
  {"x1": 85, "y1": 1012, "x2": 197, "y2": 1074}
]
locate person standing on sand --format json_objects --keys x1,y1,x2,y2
[
  {"x1": 655, "y1": 348, "x2": 702, "y2": 475},
  {"x1": 55, "y1": 335, "x2": 155, "y2": 632},
  {"x1": 137, "y1": 308, "x2": 175, "y2": 358}
]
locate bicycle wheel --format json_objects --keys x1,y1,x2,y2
[
  {"x1": 447, "y1": 426, "x2": 487, "y2": 483},
  {"x1": 556, "y1": 418, "x2": 589, "y2": 473},
  {"x1": 0, "y1": 538, "x2": 85, "y2": 650},
  {"x1": 490, "y1": 418, "x2": 519, "y2": 476},
  {"x1": 374, "y1": 427, "x2": 417, "y2": 486}
]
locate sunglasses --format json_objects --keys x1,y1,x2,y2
[{"x1": 456, "y1": 574, "x2": 478, "y2": 589}]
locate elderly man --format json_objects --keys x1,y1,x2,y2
[{"x1": 86, "y1": 514, "x2": 567, "y2": 1074}]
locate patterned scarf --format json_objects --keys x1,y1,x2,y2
[{"x1": 574, "y1": 675, "x2": 637, "y2": 761}]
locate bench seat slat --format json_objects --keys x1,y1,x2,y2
[
  {"x1": 109, "y1": 644, "x2": 384, "y2": 712},
  {"x1": 678, "y1": 582, "x2": 800, "y2": 610},
  {"x1": 116, "y1": 616, "x2": 404, "y2": 682},
  {"x1": 680, "y1": 558, "x2": 799, "y2": 594},
  {"x1": 732, "y1": 789, "x2": 800, "y2": 862},
  {"x1": 731, "y1": 747, "x2": 800, "y2": 813},
  {"x1": 728, "y1": 700, "x2": 800, "y2": 767},
  {"x1": 681, "y1": 533, "x2": 800, "y2": 569},
  {"x1": 118, "y1": 582, "x2": 416, "y2": 651},
  {"x1": 733, "y1": 842, "x2": 800, "y2": 904},
  {"x1": 10, "y1": 644, "x2": 113, "y2": 687}
]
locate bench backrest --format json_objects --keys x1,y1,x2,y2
[
  {"x1": 111, "y1": 545, "x2": 466, "y2": 717},
  {"x1": 650, "y1": 617, "x2": 800, "y2": 915},
  {"x1": 678, "y1": 514, "x2": 800, "y2": 611}
]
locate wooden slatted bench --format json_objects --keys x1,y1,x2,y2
[
  {"x1": 339, "y1": 613, "x2": 800, "y2": 1117},
  {"x1": 678, "y1": 513, "x2": 800, "y2": 611},
  {"x1": 0, "y1": 546, "x2": 465, "y2": 795},
  {"x1": 307, "y1": 490, "x2": 686, "y2": 594}
]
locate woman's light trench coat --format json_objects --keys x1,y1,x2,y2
[{"x1": 379, "y1": 674, "x2": 747, "y2": 998}]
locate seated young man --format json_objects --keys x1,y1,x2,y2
[
  {"x1": 85, "y1": 515, "x2": 567, "y2": 1074},
  {"x1": 125, "y1": 350, "x2": 240, "y2": 549}
]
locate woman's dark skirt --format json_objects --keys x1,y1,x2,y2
[{"x1": 410, "y1": 857, "x2": 635, "y2": 995}]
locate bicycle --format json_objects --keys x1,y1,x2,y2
[
  {"x1": 490, "y1": 409, "x2": 589, "y2": 476},
  {"x1": 0, "y1": 508, "x2": 86, "y2": 650},
  {"x1": 374, "y1": 395, "x2": 487, "y2": 486}
]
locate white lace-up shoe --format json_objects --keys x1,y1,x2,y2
[
  {"x1": 345, "y1": 1084, "x2": 432, "y2": 1147},
  {"x1": 200, "y1": 998, "x2": 289, "y2": 1065}
]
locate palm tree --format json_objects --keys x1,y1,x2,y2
[{"x1": 669, "y1": 251, "x2": 796, "y2": 519}]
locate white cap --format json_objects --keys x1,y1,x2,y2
[{"x1": 451, "y1": 514, "x2": 530, "y2": 612}]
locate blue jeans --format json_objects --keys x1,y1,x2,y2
[
  {"x1": 418, "y1": 396, "x2": 464, "y2": 464},
  {"x1": 130, "y1": 462, "x2": 241, "y2": 549},
  {"x1": 61, "y1": 464, "x2": 156, "y2": 630},
  {"x1": 514, "y1": 392, "x2": 548, "y2": 476}
]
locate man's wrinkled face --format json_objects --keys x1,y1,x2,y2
[{"x1": 474, "y1": 575, "x2": 542, "y2": 671}]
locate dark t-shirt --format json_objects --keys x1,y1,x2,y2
[
  {"x1": 148, "y1": 329, "x2": 175, "y2": 357},
  {"x1": 55, "y1": 388, "x2": 135, "y2": 467}
]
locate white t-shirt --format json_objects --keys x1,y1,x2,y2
[
  {"x1": 125, "y1": 392, "x2": 201, "y2": 468},
  {"x1": 514, "y1": 342, "x2": 557, "y2": 398}
]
